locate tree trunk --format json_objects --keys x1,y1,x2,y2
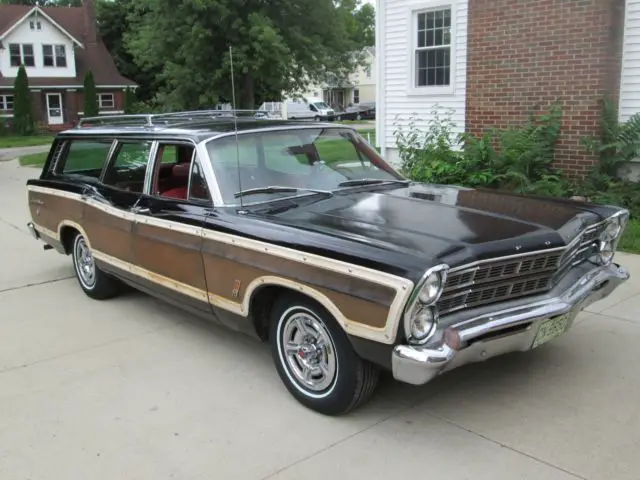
[{"x1": 241, "y1": 67, "x2": 255, "y2": 110}]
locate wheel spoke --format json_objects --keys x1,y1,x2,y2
[
  {"x1": 302, "y1": 366, "x2": 313, "y2": 382},
  {"x1": 294, "y1": 317, "x2": 313, "y2": 337},
  {"x1": 285, "y1": 342, "x2": 299, "y2": 355}
]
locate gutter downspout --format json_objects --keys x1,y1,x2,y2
[{"x1": 375, "y1": 0, "x2": 386, "y2": 158}]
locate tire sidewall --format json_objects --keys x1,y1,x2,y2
[{"x1": 270, "y1": 294, "x2": 362, "y2": 414}]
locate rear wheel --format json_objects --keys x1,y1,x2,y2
[
  {"x1": 71, "y1": 232, "x2": 121, "y2": 300},
  {"x1": 270, "y1": 293, "x2": 379, "y2": 415}
]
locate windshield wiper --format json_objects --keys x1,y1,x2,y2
[
  {"x1": 337, "y1": 178, "x2": 411, "y2": 188},
  {"x1": 234, "y1": 186, "x2": 333, "y2": 199}
]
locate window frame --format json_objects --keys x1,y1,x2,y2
[
  {"x1": 42, "y1": 44, "x2": 67, "y2": 67},
  {"x1": 98, "y1": 93, "x2": 115, "y2": 109},
  {"x1": 9, "y1": 44, "x2": 22, "y2": 67},
  {"x1": 407, "y1": 2, "x2": 456, "y2": 96},
  {"x1": 353, "y1": 88, "x2": 360, "y2": 104},
  {"x1": 0, "y1": 95, "x2": 14, "y2": 112},
  {"x1": 9, "y1": 43, "x2": 36, "y2": 67},
  {"x1": 100, "y1": 139, "x2": 154, "y2": 193}
]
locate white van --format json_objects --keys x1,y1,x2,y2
[{"x1": 285, "y1": 97, "x2": 335, "y2": 120}]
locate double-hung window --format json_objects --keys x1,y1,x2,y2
[
  {"x1": 9, "y1": 44, "x2": 35, "y2": 67},
  {"x1": 413, "y1": 7, "x2": 452, "y2": 90},
  {"x1": 0, "y1": 95, "x2": 14, "y2": 112},
  {"x1": 43, "y1": 44, "x2": 67, "y2": 67}
]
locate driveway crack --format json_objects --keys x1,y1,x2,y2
[{"x1": 0, "y1": 276, "x2": 74, "y2": 295}]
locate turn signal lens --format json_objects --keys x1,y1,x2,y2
[{"x1": 598, "y1": 240, "x2": 615, "y2": 265}]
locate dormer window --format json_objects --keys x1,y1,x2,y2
[
  {"x1": 43, "y1": 44, "x2": 67, "y2": 67},
  {"x1": 9, "y1": 44, "x2": 35, "y2": 67}
]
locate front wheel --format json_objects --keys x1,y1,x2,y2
[
  {"x1": 270, "y1": 293, "x2": 379, "y2": 415},
  {"x1": 71, "y1": 232, "x2": 121, "y2": 300}
]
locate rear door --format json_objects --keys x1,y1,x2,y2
[
  {"x1": 130, "y1": 140, "x2": 213, "y2": 315},
  {"x1": 83, "y1": 139, "x2": 153, "y2": 265}
]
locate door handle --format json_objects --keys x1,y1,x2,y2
[{"x1": 29, "y1": 199, "x2": 45, "y2": 206}]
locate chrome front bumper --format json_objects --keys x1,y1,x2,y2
[{"x1": 392, "y1": 262, "x2": 630, "y2": 386}]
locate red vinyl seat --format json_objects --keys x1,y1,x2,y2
[{"x1": 161, "y1": 186, "x2": 188, "y2": 199}]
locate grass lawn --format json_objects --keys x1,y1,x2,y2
[
  {"x1": 19, "y1": 152, "x2": 48, "y2": 167},
  {"x1": 620, "y1": 219, "x2": 640, "y2": 254},
  {"x1": 358, "y1": 129, "x2": 376, "y2": 147},
  {"x1": 0, "y1": 135, "x2": 54, "y2": 148},
  {"x1": 336, "y1": 120, "x2": 373, "y2": 125}
]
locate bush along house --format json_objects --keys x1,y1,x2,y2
[
  {"x1": 0, "y1": 0, "x2": 136, "y2": 131},
  {"x1": 375, "y1": 0, "x2": 638, "y2": 177}
]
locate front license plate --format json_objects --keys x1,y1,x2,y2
[{"x1": 532, "y1": 313, "x2": 571, "y2": 349}]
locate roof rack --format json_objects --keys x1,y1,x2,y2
[{"x1": 76, "y1": 109, "x2": 283, "y2": 128}]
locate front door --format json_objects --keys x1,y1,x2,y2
[
  {"x1": 132, "y1": 141, "x2": 212, "y2": 314},
  {"x1": 46, "y1": 93, "x2": 63, "y2": 125}
]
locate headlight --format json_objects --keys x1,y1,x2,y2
[
  {"x1": 598, "y1": 240, "x2": 615, "y2": 265},
  {"x1": 602, "y1": 220, "x2": 622, "y2": 241},
  {"x1": 418, "y1": 270, "x2": 445, "y2": 304},
  {"x1": 409, "y1": 306, "x2": 437, "y2": 341},
  {"x1": 404, "y1": 264, "x2": 449, "y2": 343},
  {"x1": 595, "y1": 210, "x2": 629, "y2": 265}
]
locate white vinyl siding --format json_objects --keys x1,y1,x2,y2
[
  {"x1": 620, "y1": 0, "x2": 640, "y2": 122},
  {"x1": 377, "y1": 0, "x2": 468, "y2": 164}
]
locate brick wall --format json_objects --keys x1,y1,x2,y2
[{"x1": 465, "y1": 0, "x2": 625, "y2": 176}]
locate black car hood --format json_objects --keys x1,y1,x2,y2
[{"x1": 256, "y1": 184, "x2": 605, "y2": 270}]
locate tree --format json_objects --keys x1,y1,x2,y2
[
  {"x1": 0, "y1": 0, "x2": 81, "y2": 5},
  {"x1": 123, "y1": 87, "x2": 136, "y2": 114},
  {"x1": 12, "y1": 66, "x2": 35, "y2": 136},
  {"x1": 125, "y1": 0, "x2": 375, "y2": 110},
  {"x1": 95, "y1": 0, "x2": 160, "y2": 104},
  {"x1": 83, "y1": 71, "x2": 99, "y2": 117}
]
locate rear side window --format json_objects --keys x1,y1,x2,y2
[
  {"x1": 102, "y1": 141, "x2": 152, "y2": 193},
  {"x1": 54, "y1": 139, "x2": 114, "y2": 179}
]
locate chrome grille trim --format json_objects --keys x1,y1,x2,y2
[{"x1": 438, "y1": 223, "x2": 605, "y2": 315}]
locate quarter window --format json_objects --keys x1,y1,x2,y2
[
  {"x1": 55, "y1": 139, "x2": 114, "y2": 179},
  {"x1": 103, "y1": 141, "x2": 152, "y2": 192},
  {"x1": 414, "y1": 8, "x2": 452, "y2": 87},
  {"x1": 0, "y1": 95, "x2": 14, "y2": 111}
]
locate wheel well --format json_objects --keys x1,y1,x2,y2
[
  {"x1": 59, "y1": 225, "x2": 79, "y2": 254},
  {"x1": 250, "y1": 285, "x2": 329, "y2": 342}
]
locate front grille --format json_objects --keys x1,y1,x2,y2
[{"x1": 437, "y1": 223, "x2": 604, "y2": 315}]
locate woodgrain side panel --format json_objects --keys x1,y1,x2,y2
[
  {"x1": 83, "y1": 204, "x2": 135, "y2": 264},
  {"x1": 134, "y1": 222, "x2": 207, "y2": 291},
  {"x1": 29, "y1": 191, "x2": 83, "y2": 235},
  {"x1": 202, "y1": 238, "x2": 395, "y2": 329}
]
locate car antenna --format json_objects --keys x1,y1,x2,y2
[{"x1": 229, "y1": 45, "x2": 244, "y2": 211}]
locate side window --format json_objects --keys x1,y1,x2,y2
[
  {"x1": 54, "y1": 139, "x2": 113, "y2": 179},
  {"x1": 102, "y1": 141, "x2": 152, "y2": 193},
  {"x1": 189, "y1": 160, "x2": 211, "y2": 203},
  {"x1": 150, "y1": 142, "x2": 196, "y2": 200}
]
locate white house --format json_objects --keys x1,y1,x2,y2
[
  {"x1": 0, "y1": 0, "x2": 136, "y2": 129},
  {"x1": 375, "y1": 0, "x2": 639, "y2": 175}
]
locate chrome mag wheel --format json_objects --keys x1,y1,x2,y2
[
  {"x1": 279, "y1": 307, "x2": 338, "y2": 394},
  {"x1": 73, "y1": 235, "x2": 96, "y2": 289}
]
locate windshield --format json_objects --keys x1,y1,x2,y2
[
  {"x1": 313, "y1": 102, "x2": 330, "y2": 110},
  {"x1": 206, "y1": 128, "x2": 405, "y2": 205}
]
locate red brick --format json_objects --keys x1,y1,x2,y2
[{"x1": 465, "y1": 0, "x2": 624, "y2": 176}]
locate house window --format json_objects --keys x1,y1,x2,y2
[
  {"x1": 354, "y1": 88, "x2": 360, "y2": 104},
  {"x1": 0, "y1": 95, "x2": 14, "y2": 111},
  {"x1": 415, "y1": 8, "x2": 452, "y2": 87},
  {"x1": 99, "y1": 93, "x2": 115, "y2": 109},
  {"x1": 9, "y1": 44, "x2": 35, "y2": 67},
  {"x1": 29, "y1": 20, "x2": 42, "y2": 30},
  {"x1": 43, "y1": 45, "x2": 67, "y2": 67}
]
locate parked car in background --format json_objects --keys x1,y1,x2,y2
[
  {"x1": 26, "y1": 111, "x2": 630, "y2": 416},
  {"x1": 335, "y1": 102, "x2": 376, "y2": 121}
]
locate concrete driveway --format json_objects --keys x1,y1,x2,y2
[{"x1": 1, "y1": 159, "x2": 639, "y2": 480}]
